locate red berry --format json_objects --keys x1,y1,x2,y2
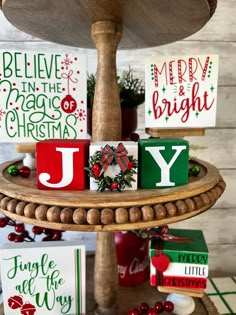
[
  {"x1": 128, "y1": 309, "x2": 140, "y2": 315},
  {"x1": 15, "y1": 223, "x2": 25, "y2": 233},
  {"x1": 164, "y1": 301, "x2": 174, "y2": 313},
  {"x1": 127, "y1": 161, "x2": 133, "y2": 171},
  {"x1": 0, "y1": 217, "x2": 8, "y2": 228},
  {"x1": 93, "y1": 163, "x2": 101, "y2": 179},
  {"x1": 154, "y1": 301, "x2": 164, "y2": 313},
  {"x1": 53, "y1": 230, "x2": 62, "y2": 240},
  {"x1": 147, "y1": 309, "x2": 158, "y2": 315},
  {"x1": 44, "y1": 228, "x2": 54, "y2": 236},
  {"x1": 8, "y1": 232, "x2": 16, "y2": 242},
  {"x1": 32, "y1": 226, "x2": 44, "y2": 235},
  {"x1": 140, "y1": 302, "x2": 149, "y2": 313},
  {"x1": 14, "y1": 235, "x2": 24, "y2": 243},
  {"x1": 110, "y1": 182, "x2": 119, "y2": 190}
]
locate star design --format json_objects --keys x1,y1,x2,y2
[
  {"x1": 162, "y1": 86, "x2": 166, "y2": 93},
  {"x1": 195, "y1": 111, "x2": 199, "y2": 118},
  {"x1": 165, "y1": 116, "x2": 169, "y2": 122},
  {"x1": 148, "y1": 108, "x2": 152, "y2": 116},
  {"x1": 210, "y1": 85, "x2": 215, "y2": 92}
]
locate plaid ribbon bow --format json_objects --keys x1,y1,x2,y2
[
  {"x1": 147, "y1": 226, "x2": 192, "y2": 243},
  {"x1": 99, "y1": 143, "x2": 129, "y2": 172}
]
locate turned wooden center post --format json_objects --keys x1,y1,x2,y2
[
  {"x1": 91, "y1": 21, "x2": 122, "y2": 142},
  {"x1": 91, "y1": 21, "x2": 122, "y2": 315}
]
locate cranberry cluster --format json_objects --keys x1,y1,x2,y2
[
  {"x1": 128, "y1": 301, "x2": 174, "y2": 315},
  {"x1": 0, "y1": 216, "x2": 63, "y2": 242}
]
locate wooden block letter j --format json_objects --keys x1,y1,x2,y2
[
  {"x1": 37, "y1": 139, "x2": 90, "y2": 190},
  {"x1": 138, "y1": 138, "x2": 189, "y2": 188}
]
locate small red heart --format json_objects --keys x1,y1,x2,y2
[{"x1": 151, "y1": 254, "x2": 170, "y2": 272}]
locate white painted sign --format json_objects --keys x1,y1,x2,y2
[
  {"x1": 0, "y1": 241, "x2": 86, "y2": 315},
  {"x1": 145, "y1": 55, "x2": 219, "y2": 128},
  {"x1": 0, "y1": 50, "x2": 87, "y2": 142}
]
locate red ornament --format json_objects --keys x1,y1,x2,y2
[
  {"x1": 19, "y1": 166, "x2": 31, "y2": 178},
  {"x1": 20, "y1": 302, "x2": 36, "y2": 315},
  {"x1": 128, "y1": 309, "x2": 140, "y2": 315},
  {"x1": 140, "y1": 302, "x2": 149, "y2": 313},
  {"x1": 151, "y1": 254, "x2": 170, "y2": 272},
  {"x1": 93, "y1": 163, "x2": 101, "y2": 179},
  {"x1": 154, "y1": 301, "x2": 164, "y2": 313},
  {"x1": 127, "y1": 161, "x2": 133, "y2": 171},
  {"x1": 61, "y1": 94, "x2": 77, "y2": 113},
  {"x1": 8, "y1": 295, "x2": 23, "y2": 309},
  {"x1": 110, "y1": 182, "x2": 119, "y2": 190},
  {"x1": 164, "y1": 301, "x2": 174, "y2": 313}
]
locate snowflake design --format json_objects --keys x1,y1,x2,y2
[
  {"x1": 0, "y1": 108, "x2": 6, "y2": 121},
  {"x1": 75, "y1": 109, "x2": 86, "y2": 121},
  {"x1": 61, "y1": 54, "x2": 73, "y2": 70}
]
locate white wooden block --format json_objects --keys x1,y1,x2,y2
[{"x1": 89, "y1": 141, "x2": 138, "y2": 191}]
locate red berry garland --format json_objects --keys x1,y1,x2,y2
[
  {"x1": 0, "y1": 215, "x2": 64, "y2": 242},
  {"x1": 127, "y1": 301, "x2": 174, "y2": 315}
]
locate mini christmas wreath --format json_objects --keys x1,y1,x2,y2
[{"x1": 86, "y1": 143, "x2": 138, "y2": 192}]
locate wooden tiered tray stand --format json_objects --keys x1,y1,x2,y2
[{"x1": 0, "y1": 0, "x2": 224, "y2": 314}]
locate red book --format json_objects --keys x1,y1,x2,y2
[{"x1": 150, "y1": 274, "x2": 207, "y2": 290}]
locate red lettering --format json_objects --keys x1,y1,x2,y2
[
  {"x1": 153, "y1": 63, "x2": 167, "y2": 87},
  {"x1": 198, "y1": 56, "x2": 210, "y2": 81},
  {"x1": 189, "y1": 58, "x2": 198, "y2": 82},
  {"x1": 152, "y1": 82, "x2": 215, "y2": 123},
  {"x1": 178, "y1": 59, "x2": 187, "y2": 83},
  {"x1": 169, "y1": 60, "x2": 176, "y2": 85}
]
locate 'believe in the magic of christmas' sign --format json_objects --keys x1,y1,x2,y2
[
  {"x1": 0, "y1": 50, "x2": 87, "y2": 142},
  {"x1": 0, "y1": 241, "x2": 86, "y2": 315},
  {"x1": 145, "y1": 55, "x2": 219, "y2": 128}
]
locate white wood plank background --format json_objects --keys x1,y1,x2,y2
[{"x1": 0, "y1": 0, "x2": 235, "y2": 276}]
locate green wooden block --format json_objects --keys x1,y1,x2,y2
[{"x1": 138, "y1": 138, "x2": 189, "y2": 189}]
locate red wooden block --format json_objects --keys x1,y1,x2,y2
[{"x1": 36, "y1": 139, "x2": 90, "y2": 190}]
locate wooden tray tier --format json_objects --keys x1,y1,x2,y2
[
  {"x1": 0, "y1": 158, "x2": 225, "y2": 231},
  {"x1": 2, "y1": 0, "x2": 216, "y2": 49}
]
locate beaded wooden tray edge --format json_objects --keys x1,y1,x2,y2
[{"x1": 0, "y1": 158, "x2": 226, "y2": 232}]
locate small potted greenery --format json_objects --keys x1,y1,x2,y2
[{"x1": 87, "y1": 67, "x2": 145, "y2": 138}]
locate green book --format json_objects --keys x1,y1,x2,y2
[{"x1": 150, "y1": 229, "x2": 208, "y2": 265}]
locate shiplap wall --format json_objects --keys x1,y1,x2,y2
[{"x1": 0, "y1": 0, "x2": 235, "y2": 275}]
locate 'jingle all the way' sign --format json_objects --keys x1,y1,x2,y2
[
  {"x1": 0, "y1": 50, "x2": 87, "y2": 142},
  {"x1": 145, "y1": 55, "x2": 219, "y2": 128},
  {"x1": 0, "y1": 241, "x2": 86, "y2": 315}
]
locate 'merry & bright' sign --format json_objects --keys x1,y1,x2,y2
[{"x1": 145, "y1": 55, "x2": 219, "y2": 128}]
